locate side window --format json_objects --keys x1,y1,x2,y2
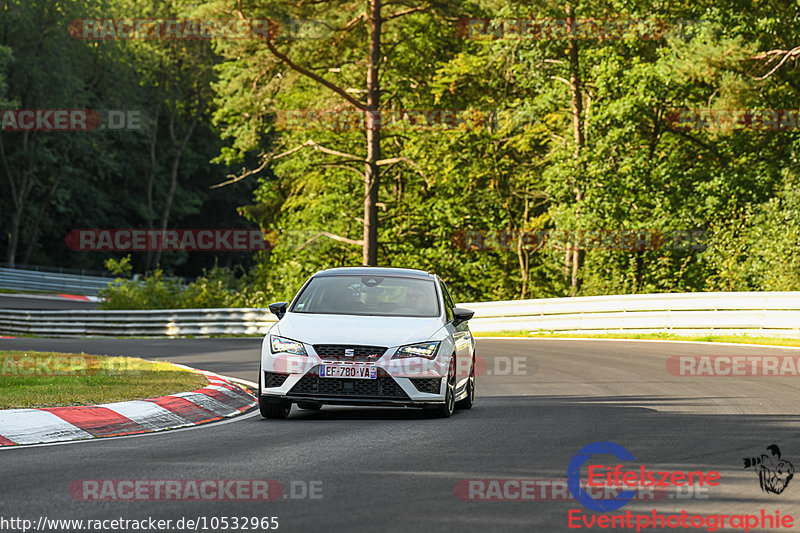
[{"x1": 440, "y1": 281, "x2": 455, "y2": 322}]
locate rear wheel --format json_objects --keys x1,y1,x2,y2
[
  {"x1": 456, "y1": 354, "x2": 475, "y2": 410},
  {"x1": 425, "y1": 359, "x2": 456, "y2": 418}
]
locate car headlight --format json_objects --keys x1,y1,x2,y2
[
  {"x1": 393, "y1": 341, "x2": 440, "y2": 359},
  {"x1": 270, "y1": 335, "x2": 307, "y2": 356}
]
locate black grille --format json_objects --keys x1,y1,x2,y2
[
  {"x1": 264, "y1": 371, "x2": 289, "y2": 388},
  {"x1": 313, "y1": 344, "x2": 387, "y2": 362},
  {"x1": 410, "y1": 378, "x2": 441, "y2": 394},
  {"x1": 288, "y1": 367, "x2": 408, "y2": 399}
]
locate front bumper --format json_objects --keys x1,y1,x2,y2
[{"x1": 260, "y1": 358, "x2": 447, "y2": 405}]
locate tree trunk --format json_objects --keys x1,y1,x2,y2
[
  {"x1": 363, "y1": 0, "x2": 381, "y2": 266},
  {"x1": 22, "y1": 139, "x2": 71, "y2": 265},
  {"x1": 144, "y1": 103, "x2": 160, "y2": 271},
  {"x1": 6, "y1": 204, "x2": 23, "y2": 267},
  {"x1": 0, "y1": 132, "x2": 35, "y2": 267},
  {"x1": 567, "y1": 4, "x2": 584, "y2": 295},
  {"x1": 259, "y1": 3, "x2": 406, "y2": 264},
  {"x1": 22, "y1": 173, "x2": 63, "y2": 265},
  {"x1": 517, "y1": 195, "x2": 530, "y2": 299},
  {"x1": 152, "y1": 110, "x2": 198, "y2": 267},
  {"x1": 565, "y1": 242, "x2": 571, "y2": 278}
]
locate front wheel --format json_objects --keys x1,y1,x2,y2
[
  {"x1": 425, "y1": 360, "x2": 456, "y2": 418},
  {"x1": 259, "y1": 396, "x2": 292, "y2": 419},
  {"x1": 257, "y1": 366, "x2": 292, "y2": 419}
]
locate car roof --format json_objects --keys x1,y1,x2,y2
[{"x1": 314, "y1": 267, "x2": 435, "y2": 280}]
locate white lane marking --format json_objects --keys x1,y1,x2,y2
[
  {"x1": 96, "y1": 400, "x2": 188, "y2": 430},
  {"x1": 0, "y1": 409, "x2": 94, "y2": 445},
  {"x1": 475, "y1": 336, "x2": 800, "y2": 350},
  {"x1": 0, "y1": 409, "x2": 261, "y2": 450}
]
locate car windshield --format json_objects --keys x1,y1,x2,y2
[{"x1": 290, "y1": 275, "x2": 440, "y2": 317}]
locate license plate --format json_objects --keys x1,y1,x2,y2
[{"x1": 319, "y1": 364, "x2": 377, "y2": 379}]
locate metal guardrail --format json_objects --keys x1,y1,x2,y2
[
  {"x1": 462, "y1": 291, "x2": 800, "y2": 337},
  {"x1": 0, "y1": 262, "x2": 114, "y2": 277},
  {"x1": 0, "y1": 291, "x2": 798, "y2": 338},
  {"x1": 0, "y1": 267, "x2": 118, "y2": 296},
  {"x1": 0, "y1": 308, "x2": 275, "y2": 337}
]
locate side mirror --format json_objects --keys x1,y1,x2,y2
[
  {"x1": 452, "y1": 307, "x2": 474, "y2": 326},
  {"x1": 268, "y1": 302, "x2": 288, "y2": 319}
]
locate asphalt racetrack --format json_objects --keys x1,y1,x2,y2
[{"x1": 2, "y1": 336, "x2": 800, "y2": 532}]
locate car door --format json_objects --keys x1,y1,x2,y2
[{"x1": 439, "y1": 279, "x2": 473, "y2": 387}]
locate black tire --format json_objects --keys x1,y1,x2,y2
[
  {"x1": 455, "y1": 354, "x2": 475, "y2": 410},
  {"x1": 297, "y1": 402, "x2": 322, "y2": 411},
  {"x1": 425, "y1": 359, "x2": 456, "y2": 418},
  {"x1": 259, "y1": 396, "x2": 291, "y2": 419},
  {"x1": 258, "y1": 365, "x2": 291, "y2": 419}
]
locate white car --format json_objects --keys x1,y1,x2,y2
[{"x1": 258, "y1": 267, "x2": 476, "y2": 419}]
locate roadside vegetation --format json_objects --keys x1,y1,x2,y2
[
  {"x1": 0, "y1": 351, "x2": 208, "y2": 409},
  {"x1": 99, "y1": 260, "x2": 268, "y2": 309},
  {"x1": 473, "y1": 332, "x2": 800, "y2": 348},
  {"x1": 2, "y1": 1, "x2": 799, "y2": 305}
]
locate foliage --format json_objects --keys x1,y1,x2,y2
[
  {"x1": 4, "y1": 0, "x2": 800, "y2": 306},
  {"x1": 104, "y1": 255, "x2": 134, "y2": 277},
  {"x1": 98, "y1": 266, "x2": 269, "y2": 309},
  {"x1": 0, "y1": 0, "x2": 259, "y2": 276}
]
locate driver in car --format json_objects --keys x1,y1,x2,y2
[{"x1": 404, "y1": 286, "x2": 432, "y2": 315}]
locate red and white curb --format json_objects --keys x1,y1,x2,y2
[
  {"x1": 0, "y1": 292, "x2": 101, "y2": 303},
  {"x1": 57, "y1": 294, "x2": 101, "y2": 302},
  {"x1": 0, "y1": 366, "x2": 256, "y2": 447}
]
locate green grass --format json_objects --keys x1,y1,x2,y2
[
  {"x1": 0, "y1": 351, "x2": 208, "y2": 409},
  {"x1": 472, "y1": 331, "x2": 800, "y2": 347},
  {"x1": 0, "y1": 288, "x2": 59, "y2": 295}
]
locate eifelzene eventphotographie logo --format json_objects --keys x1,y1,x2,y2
[{"x1": 744, "y1": 445, "x2": 794, "y2": 495}]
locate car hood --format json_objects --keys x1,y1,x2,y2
[{"x1": 273, "y1": 312, "x2": 445, "y2": 347}]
